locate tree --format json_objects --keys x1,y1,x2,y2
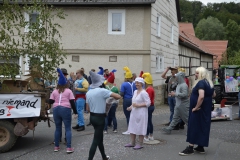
[
  {"x1": 0, "y1": 0, "x2": 66, "y2": 81},
  {"x1": 195, "y1": 17, "x2": 225, "y2": 40},
  {"x1": 225, "y1": 19, "x2": 240, "y2": 58},
  {"x1": 191, "y1": 1, "x2": 205, "y2": 27},
  {"x1": 219, "y1": 50, "x2": 240, "y2": 65},
  {"x1": 179, "y1": 0, "x2": 193, "y2": 23}
]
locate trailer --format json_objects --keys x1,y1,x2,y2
[{"x1": 0, "y1": 74, "x2": 50, "y2": 153}]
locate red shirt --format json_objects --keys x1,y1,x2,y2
[
  {"x1": 146, "y1": 86, "x2": 155, "y2": 106},
  {"x1": 104, "y1": 74, "x2": 110, "y2": 80},
  {"x1": 184, "y1": 77, "x2": 189, "y2": 88}
]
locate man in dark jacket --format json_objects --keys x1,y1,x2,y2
[{"x1": 81, "y1": 68, "x2": 89, "y2": 82}]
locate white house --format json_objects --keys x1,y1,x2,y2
[{"x1": 1, "y1": 0, "x2": 180, "y2": 105}]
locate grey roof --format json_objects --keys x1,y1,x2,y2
[{"x1": 2, "y1": 0, "x2": 156, "y2": 5}]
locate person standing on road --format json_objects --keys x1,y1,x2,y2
[
  {"x1": 49, "y1": 68, "x2": 77, "y2": 153},
  {"x1": 132, "y1": 73, "x2": 137, "y2": 81},
  {"x1": 88, "y1": 69, "x2": 95, "y2": 85},
  {"x1": 86, "y1": 71, "x2": 121, "y2": 160},
  {"x1": 124, "y1": 77, "x2": 151, "y2": 150},
  {"x1": 234, "y1": 80, "x2": 240, "y2": 120},
  {"x1": 162, "y1": 72, "x2": 189, "y2": 134},
  {"x1": 104, "y1": 69, "x2": 110, "y2": 80},
  {"x1": 80, "y1": 67, "x2": 89, "y2": 82},
  {"x1": 141, "y1": 72, "x2": 155, "y2": 141},
  {"x1": 179, "y1": 67, "x2": 215, "y2": 156},
  {"x1": 161, "y1": 67, "x2": 178, "y2": 126},
  {"x1": 103, "y1": 70, "x2": 119, "y2": 134},
  {"x1": 72, "y1": 69, "x2": 89, "y2": 131},
  {"x1": 120, "y1": 66, "x2": 137, "y2": 135}
]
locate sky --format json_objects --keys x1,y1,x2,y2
[{"x1": 189, "y1": 0, "x2": 240, "y2": 5}]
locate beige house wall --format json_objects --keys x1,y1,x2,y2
[
  {"x1": 57, "y1": 7, "x2": 151, "y2": 50},
  {"x1": 56, "y1": 6, "x2": 152, "y2": 87},
  {"x1": 150, "y1": 0, "x2": 179, "y2": 105},
  {"x1": 18, "y1": 6, "x2": 152, "y2": 80}
]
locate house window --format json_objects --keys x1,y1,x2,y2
[
  {"x1": 156, "y1": 15, "x2": 161, "y2": 37},
  {"x1": 170, "y1": 25, "x2": 174, "y2": 43},
  {"x1": 72, "y1": 55, "x2": 79, "y2": 62},
  {"x1": 108, "y1": 9, "x2": 125, "y2": 35},
  {"x1": 0, "y1": 56, "x2": 21, "y2": 78},
  {"x1": 173, "y1": 59, "x2": 176, "y2": 67},
  {"x1": 24, "y1": 11, "x2": 40, "y2": 32},
  {"x1": 109, "y1": 56, "x2": 117, "y2": 62},
  {"x1": 156, "y1": 55, "x2": 164, "y2": 72}
]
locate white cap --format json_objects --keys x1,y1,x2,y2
[{"x1": 135, "y1": 77, "x2": 145, "y2": 84}]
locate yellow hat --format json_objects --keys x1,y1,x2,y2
[
  {"x1": 178, "y1": 68, "x2": 186, "y2": 73},
  {"x1": 142, "y1": 72, "x2": 153, "y2": 84},
  {"x1": 123, "y1": 66, "x2": 133, "y2": 79}
]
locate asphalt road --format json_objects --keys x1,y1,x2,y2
[{"x1": 1, "y1": 105, "x2": 240, "y2": 160}]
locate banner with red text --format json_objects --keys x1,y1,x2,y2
[{"x1": 0, "y1": 94, "x2": 41, "y2": 118}]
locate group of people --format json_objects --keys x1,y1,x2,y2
[
  {"x1": 48, "y1": 64, "x2": 218, "y2": 159},
  {"x1": 48, "y1": 66, "x2": 155, "y2": 159},
  {"x1": 161, "y1": 66, "x2": 216, "y2": 156}
]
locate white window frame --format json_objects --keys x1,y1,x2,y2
[
  {"x1": 0, "y1": 56, "x2": 22, "y2": 78},
  {"x1": 24, "y1": 11, "x2": 41, "y2": 33},
  {"x1": 156, "y1": 15, "x2": 161, "y2": 37},
  {"x1": 108, "y1": 9, "x2": 125, "y2": 35},
  {"x1": 156, "y1": 55, "x2": 164, "y2": 73},
  {"x1": 173, "y1": 59, "x2": 176, "y2": 67},
  {"x1": 170, "y1": 25, "x2": 174, "y2": 43},
  {"x1": 24, "y1": 55, "x2": 43, "y2": 75}
]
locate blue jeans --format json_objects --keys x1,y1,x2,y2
[
  {"x1": 76, "y1": 98, "x2": 85, "y2": 126},
  {"x1": 53, "y1": 106, "x2": 72, "y2": 148},
  {"x1": 168, "y1": 96, "x2": 176, "y2": 122},
  {"x1": 146, "y1": 105, "x2": 155, "y2": 135},
  {"x1": 123, "y1": 98, "x2": 132, "y2": 126},
  {"x1": 104, "y1": 103, "x2": 118, "y2": 130},
  {"x1": 238, "y1": 92, "x2": 240, "y2": 118}
]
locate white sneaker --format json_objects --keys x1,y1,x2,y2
[
  {"x1": 104, "y1": 130, "x2": 108, "y2": 134},
  {"x1": 144, "y1": 137, "x2": 149, "y2": 141},
  {"x1": 122, "y1": 131, "x2": 130, "y2": 135},
  {"x1": 149, "y1": 136, "x2": 154, "y2": 141},
  {"x1": 113, "y1": 129, "x2": 118, "y2": 133}
]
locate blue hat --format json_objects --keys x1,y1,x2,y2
[
  {"x1": 97, "y1": 67, "x2": 104, "y2": 75},
  {"x1": 57, "y1": 68, "x2": 67, "y2": 85}
]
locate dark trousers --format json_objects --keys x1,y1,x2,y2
[
  {"x1": 104, "y1": 103, "x2": 118, "y2": 130},
  {"x1": 88, "y1": 115, "x2": 107, "y2": 160},
  {"x1": 146, "y1": 105, "x2": 155, "y2": 135},
  {"x1": 123, "y1": 98, "x2": 132, "y2": 126}
]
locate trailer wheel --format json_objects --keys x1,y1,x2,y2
[
  {"x1": 0, "y1": 120, "x2": 18, "y2": 153},
  {"x1": 214, "y1": 85, "x2": 222, "y2": 104}
]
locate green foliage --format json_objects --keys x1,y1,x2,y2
[
  {"x1": 195, "y1": 17, "x2": 225, "y2": 40},
  {"x1": 179, "y1": 0, "x2": 205, "y2": 27},
  {"x1": 219, "y1": 50, "x2": 240, "y2": 65},
  {"x1": 0, "y1": 0, "x2": 66, "y2": 81},
  {"x1": 180, "y1": 1, "x2": 240, "y2": 26},
  {"x1": 225, "y1": 19, "x2": 240, "y2": 55},
  {"x1": 179, "y1": 0, "x2": 193, "y2": 23},
  {"x1": 180, "y1": 1, "x2": 240, "y2": 65}
]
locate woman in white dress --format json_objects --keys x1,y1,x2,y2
[{"x1": 124, "y1": 77, "x2": 151, "y2": 150}]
